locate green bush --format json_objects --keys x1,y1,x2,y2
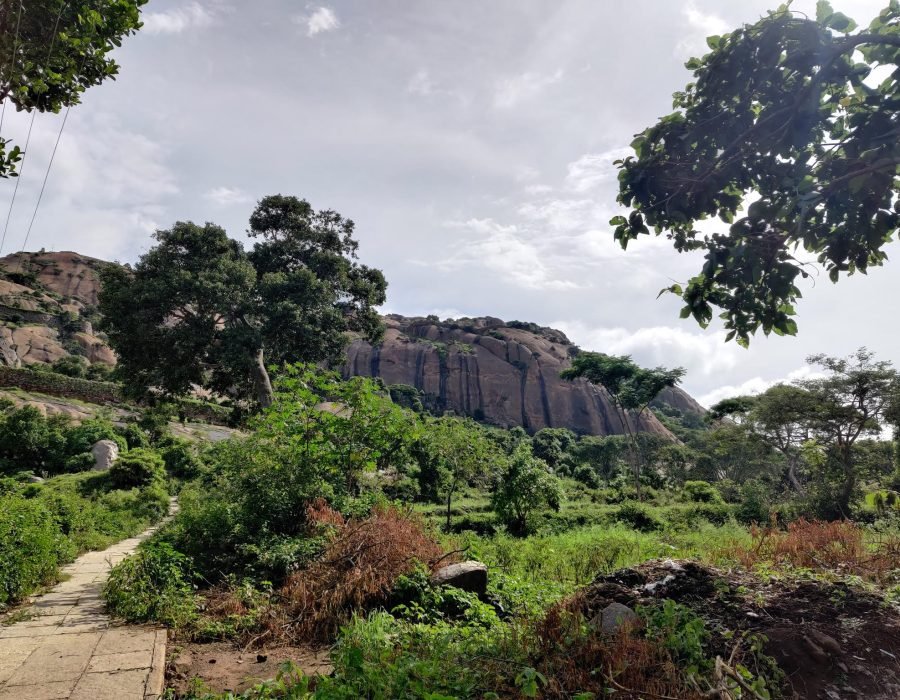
[
  {"x1": 572, "y1": 464, "x2": 601, "y2": 488},
  {"x1": 682, "y1": 481, "x2": 725, "y2": 504},
  {"x1": 65, "y1": 417, "x2": 127, "y2": 456},
  {"x1": 104, "y1": 541, "x2": 197, "y2": 627},
  {"x1": 63, "y1": 452, "x2": 96, "y2": 474},
  {"x1": 0, "y1": 496, "x2": 71, "y2": 606},
  {"x1": 736, "y1": 480, "x2": 770, "y2": 525},
  {"x1": 110, "y1": 449, "x2": 165, "y2": 488},
  {"x1": 118, "y1": 422, "x2": 150, "y2": 450},
  {"x1": 613, "y1": 502, "x2": 663, "y2": 532},
  {"x1": 159, "y1": 439, "x2": 202, "y2": 480}
]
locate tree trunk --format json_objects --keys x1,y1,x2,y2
[
  {"x1": 786, "y1": 456, "x2": 805, "y2": 496},
  {"x1": 252, "y1": 348, "x2": 274, "y2": 409}
]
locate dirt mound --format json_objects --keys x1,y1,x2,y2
[{"x1": 565, "y1": 559, "x2": 900, "y2": 699}]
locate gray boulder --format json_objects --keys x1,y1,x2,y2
[
  {"x1": 429, "y1": 561, "x2": 488, "y2": 597},
  {"x1": 26, "y1": 475, "x2": 44, "y2": 483},
  {"x1": 90, "y1": 439, "x2": 119, "y2": 472},
  {"x1": 591, "y1": 602, "x2": 638, "y2": 636}
]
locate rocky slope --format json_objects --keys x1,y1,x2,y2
[
  {"x1": 0, "y1": 251, "x2": 114, "y2": 369},
  {"x1": 344, "y1": 315, "x2": 705, "y2": 437},
  {"x1": 0, "y1": 252, "x2": 706, "y2": 437}
]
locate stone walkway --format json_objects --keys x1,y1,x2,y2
[{"x1": 0, "y1": 509, "x2": 174, "y2": 700}]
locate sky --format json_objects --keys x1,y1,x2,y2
[{"x1": 0, "y1": 0, "x2": 896, "y2": 407}]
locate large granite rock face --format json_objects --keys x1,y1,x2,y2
[
  {"x1": 344, "y1": 316, "x2": 704, "y2": 437},
  {"x1": 0, "y1": 251, "x2": 115, "y2": 370}
]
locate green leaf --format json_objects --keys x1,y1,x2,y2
[
  {"x1": 816, "y1": 0, "x2": 834, "y2": 23},
  {"x1": 824, "y1": 12, "x2": 857, "y2": 32}
]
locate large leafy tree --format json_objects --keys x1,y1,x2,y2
[
  {"x1": 100, "y1": 196, "x2": 387, "y2": 408},
  {"x1": 0, "y1": 0, "x2": 146, "y2": 177},
  {"x1": 562, "y1": 353, "x2": 685, "y2": 498},
  {"x1": 612, "y1": 2, "x2": 900, "y2": 344}
]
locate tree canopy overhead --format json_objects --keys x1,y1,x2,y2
[
  {"x1": 99, "y1": 195, "x2": 387, "y2": 408},
  {"x1": 0, "y1": 0, "x2": 147, "y2": 177},
  {"x1": 612, "y1": 2, "x2": 900, "y2": 345}
]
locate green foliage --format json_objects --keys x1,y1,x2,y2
[
  {"x1": 159, "y1": 438, "x2": 202, "y2": 480},
  {"x1": 612, "y1": 3, "x2": 900, "y2": 342},
  {"x1": 109, "y1": 448, "x2": 165, "y2": 488},
  {"x1": 65, "y1": 416, "x2": 127, "y2": 456},
  {"x1": 51, "y1": 355, "x2": 89, "y2": 378},
  {"x1": 104, "y1": 541, "x2": 197, "y2": 627},
  {"x1": 613, "y1": 502, "x2": 663, "y2": 531},
  {"x1": 100, "y1": 196, "x2": 387, "y2": 407},
  {"x1": 736, "y1": 480, "x2": 771, "y2": 524},
  {"x1": 491, "y1": 442, "x2": 562, "y2": 535},
  {"x1": 639, "y1": 600, "x2": 710, "y2": 677},
  {"x1": 682, "y1": 480, "x2": 725, "y2": 504},
  {"x1": 0, "y1": 496, "x2": 69, "y2": 606},
  {"x1": 0, "y1": 0, "x2": 147, "y2": 177},
  {"x1": 117, "y1": 422, "x2": 150, "y2": 450},
  {"x1": 389, "y1": 565, "x2": 499, "y2": 627}
]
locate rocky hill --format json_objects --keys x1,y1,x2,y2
[
  {"x1": 0, "y1": 251, "x2": 114, "y2": 368},
  {"x1": 0, "y1": 252, "x2": 705, "y2": 437},
  {"x1": 344, "y1": 315, "x2": 705, "y2": 437}
]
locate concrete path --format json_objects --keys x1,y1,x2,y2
[{"x1": 0, "y1": 510, "x2": 174, "y2": 700}]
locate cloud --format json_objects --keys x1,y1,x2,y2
[
  {"x1": 142, "y1": 2, "x2": 215, "y2": 35},
  {"x1": 676, "y1": 1, "x2": 730, "y2": 57},
  {"x1": 300, "y1": 6, "x2": 340, "y2": 37},
  {"x1": 407, "y1": 69, "x2": 435, "y2": 96},
  {"x1": 494, "y1": 69, "x2": 564, "y2": 109},
  {"x1": 565, "y1": 149, "x2": 630, "y2": 193},
  {"x1": 554, "y1": 321, "x2": 742, "y2": 386},
  {"x1": 696, "y1": 366, "x2": 828, "y2": 408},
  {"x1": 432, "y1": 218, "x2": 580, "y2": 291},
  {"x1": 205, "y1": 186, "x2": 250, "y2": 206}
]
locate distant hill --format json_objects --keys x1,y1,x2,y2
[{"x1": 0, "y1": 252, "x2": 706, "y2": 437}]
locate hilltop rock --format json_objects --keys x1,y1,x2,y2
[{"x1": 344, "y1": 315, "x2": 703, "y2": 437}]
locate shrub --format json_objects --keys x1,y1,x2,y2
[
  {"x1": 117, "y1": 422, "x2": 150, "y2": 450},
  {"x1": 0, "y1": 496, "x2": 70, "y2": 606},
  {"x1": 63, "y1": 452, "x2": 96, "y2": 474},
  {"x1": 736, "y1": 480, "x2": 770, "y2": 524},
  {"x1": 65, "y1": 417, "x2": 127, "y2": 456},
  {"x1": 269, "y1": 505, "x2": 445, "y2": 643},
  {"x1": 613, "y1": 502, "x2": 662, "y2": 532},
  {"x1": 492, "y1": 443, "x2": 562, "y2": 535},
  {"x1": 682, "y1": 480, "x2": 724, "y2": 504},
  {"x1": 109, "y1": 448, "x2": 165, "y2": 489},
  {"x1": 572, "y1": 463, "x2": 601, "y2": 488},
  {"x1": 159, "y1": 438, "x2": 202, "y2": 480},
  {"x1": 104, "y1": 541, "x2": 197, "y2": 627}
]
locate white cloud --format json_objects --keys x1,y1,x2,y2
[
  {"x1": 433, "y1": 218, "x2": 580, "y2": 291},
  {"x1": 494, "y1": 69, "x2": 564, "y2": 109},
  {"x1": 524, "y1": 183, "x2": 553, "y2": 195},
  {"x1": 676, "y1": 1, "x2": 730, "y2": 57},
  {"x1": 407, "y1": 69, "x2": 435, "y2": 96},
  {"x1": 300, "y1": 7, "x2": 340, "y2": 37},
  {"x1": 142, "y1": 2, "x2": 215, "y2": 35},
  {"x1": 554, "y1": 321, "x2": 741, "y2": 386},
  {"x1": 205, "y1": 186, "x2": 250, "y2": 206},
  {"x1": 565, "y1": 149, "x2": 630, "y2": 193},
  {"x1": 515, "y1": 166, "x2": 540, "y2": 182},
  {"x1": 697, "y1": 366, "x2": 828, "y2": 408}
]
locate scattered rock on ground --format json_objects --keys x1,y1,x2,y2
[
  {"x1": 590, "y1": 601, "x2": 637, "y2": 635},
  {"x1": 430, "y1": 560, "x2": 488, "y2": 597}
]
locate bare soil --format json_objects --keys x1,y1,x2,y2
[
  {"x1": 166, "y1": 641, "x2": 331, "y2": 697},
  {"x1": 571, "y1": 560, "x2": 900, "y2": 699}
]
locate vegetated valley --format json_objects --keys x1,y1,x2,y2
[{"x1": 1, "y1": 247, "x2": 899, "y2": 700}]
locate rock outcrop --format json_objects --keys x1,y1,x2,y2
[
  {"x1": 430, "y1": 561, "x2": 489, "y2": 597},
  {"x1": 0, "y1": 251, "x2": 114, "y2": 369},
  {"x1": 344, "y1": 315, "x2": 704, "y2": 437}
]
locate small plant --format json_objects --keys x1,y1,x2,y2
[
  {"x1": 104, "y1": 541, "x2": 197, "y2": 627},
  {"x1": 682, "y1": 481, "x2": 725, "y2": 504},
  {"x1": 613, "y1": 502, "x2": 662, "y2": 532}
]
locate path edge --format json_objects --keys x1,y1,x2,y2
[{"x1": 144, "y1": 627, "x2": 168, "y2": 700}]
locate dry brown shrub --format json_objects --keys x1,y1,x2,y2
[
  {"x1": 535, "y1": 603, "x2": 705, "y2": 699},
  {"x1": 726, "y1": 518, "x2": 900, "y2": 582},
  {"x1": 267, "y1": 504, "x2": 446, "y2": 644}
]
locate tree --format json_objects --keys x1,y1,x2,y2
[
  {"x1": 611, "y1": 2, "x2": 900, "y2": 344},
  {"x1": 571, "y1": 435, "x2": 626, "y2": 484},
  {"x1": 748, "y1": 384, "x2": 819, "y2": 494},
  {"x1": 798, "y1": 348, "x2": 899, "y2": 516},
  {"x1": 0, "y1": 0, "x2": 146, "y2": 177},
  {"x1": 562, "y1": 353, "x2": 685, "y2": 498},
  {"x1": 707, "y1": 396, "x2": 757, "y2": 425},
  {"x1": 491, "y1": 442, "x2": 562, "y2": 535},
  {"x1": 421, "y1": 416, "x2": 499, "y2": 530},
  {"x1": 100, "y1": 196, "x2": 387, "y2": 408}
]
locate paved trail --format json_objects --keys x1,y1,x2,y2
[{"x1": 0, "y1": 508, "x2": 175, "y2": 700}]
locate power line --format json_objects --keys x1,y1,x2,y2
[
  {"x1": 0, "y1": 2, "x2": 66, "y2": 257},
  {"x1": 20, "y1": 105, "x2": 70, "y2": 252}
]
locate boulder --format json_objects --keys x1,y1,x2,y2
[
  {"x1": 591, "y1": 602, "x2": 638, "y2": 636},
  {"x1": 26, "y1": 475, "x2": 44, "y2": 483},
  {"x1": 90, "y1": 439, "x2": 119, "y2": 471},
  {"x1": 430, "y1": 561, "x2": 488, "y2": 597}
]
